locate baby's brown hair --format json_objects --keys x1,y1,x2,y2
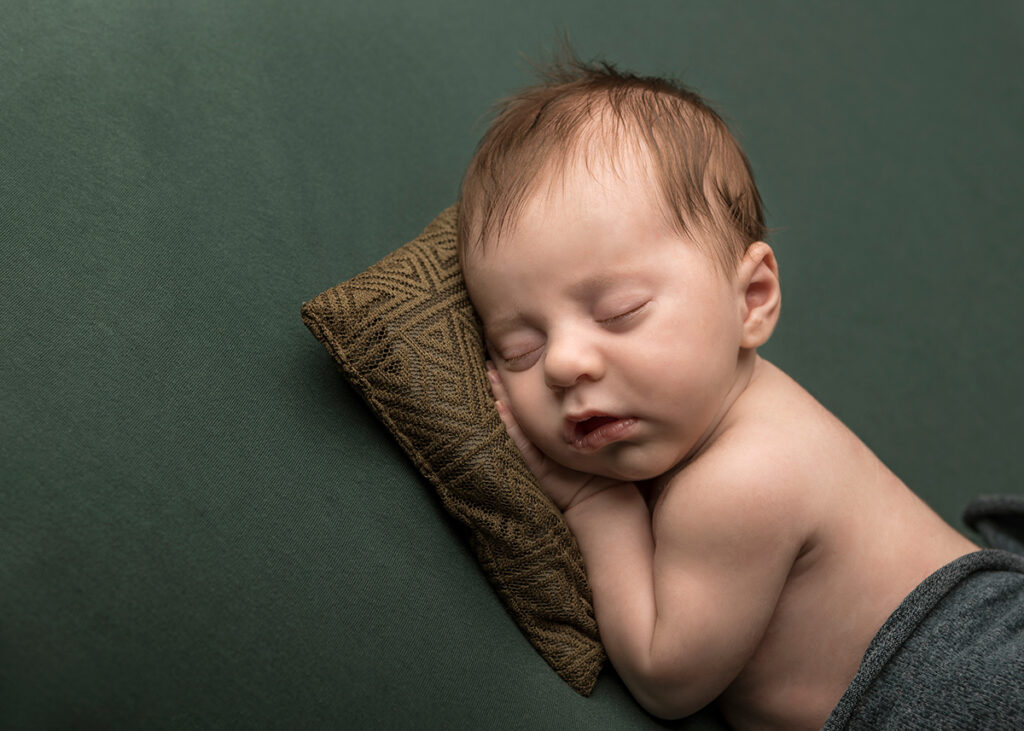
[{"x1": 457, "y1": 45, "x2": 766, "y2": 275}]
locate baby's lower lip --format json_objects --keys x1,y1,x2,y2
[{"x1": 568, "y1": 417, "x2": 638, "y2": 451}]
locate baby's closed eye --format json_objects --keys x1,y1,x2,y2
[
  {"x1": 597, "y1": 300, "x2": 651, "y2": 327},
  {"x1": 502, "y1": 345, "x2": 543, "y2": 369},
  {"x1": 488, "y1": 334, "x2": 545, "y2": 371}
]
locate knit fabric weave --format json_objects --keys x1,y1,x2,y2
[{"x1": 301, "y1": 205, "x2": 605, "y2": 694}]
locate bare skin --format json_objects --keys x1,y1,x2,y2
[
  {"x1": 466, "y1": 150, "x2": 977, "y2": 728},
  {"x1": 491, "y1": 358, "x2": 976, "y2": 729},
  {"x1": 677, "y1": 360, "x2": 976, "y2": 728}
]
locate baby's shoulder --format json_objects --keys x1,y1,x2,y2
[
  {"x1": 686, "y1": 423, "x2": 804, "y2": 492},
  {"x1": 649, "y1": 437, "x2": 814, "y2": 576},
  {"x1": 654, "y1": 428, "x2": 812, "y2": 539},
  {"x1": 718, "y1": 358, "x2": 857, "y2": 473},
  {"x1": 653, "y1": 373, "x2": 831, "y2": 539},
  {"x1": 656, "y1": 359, "x2": 873, "y2": 538}
]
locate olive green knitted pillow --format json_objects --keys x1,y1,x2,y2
[{"x1": 300, "y1": 205, "x2": 605, "y2": 695}]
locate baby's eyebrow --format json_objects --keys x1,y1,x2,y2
[{"x1": 568, "y1": 273, "x2": 617, "y2": 300}]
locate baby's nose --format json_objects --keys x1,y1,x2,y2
[{"x1": 543, "y1": 335, "x2": 604, "y2": 389}]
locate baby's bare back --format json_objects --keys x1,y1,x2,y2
[{"x1": 673, "y1": 360, "x2": 977, "y2": 730}]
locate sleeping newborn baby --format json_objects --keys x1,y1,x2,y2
[{"x1": 456, "y1": 52, "x2": 1023, "y2": 729}]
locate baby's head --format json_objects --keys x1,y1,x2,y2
[
  {"x1": 458, "y1": 53, "x2": 780, "y2": 481},
  {"x1": 457, "y1": 53, "x2": 766, "y2": 277}
]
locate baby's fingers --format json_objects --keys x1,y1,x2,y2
[
  {"x1": 486, "y1": 362, "x2": 520, "y2": 436},
  {"x1": 485, "y1": 360, "x2": 508, "y2": 401},
  {"x1": 486, "y1": 363, "x2": 546, "y2": 474},
  {"x1": 494, "y1": 400, "x2": 548, "y2": 478}
]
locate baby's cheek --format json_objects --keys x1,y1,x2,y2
[
  {"x1": 519, "y1": 406, "x2": 561, "y2": 453},
  {"x1": 519, "y1": 412, "x2": 553, "y2": 448},
  {"x1": 502, "y1": 380, "x2": 561, "y2": 449}
]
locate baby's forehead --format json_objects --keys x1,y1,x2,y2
[{"x1": 489, "y1": 155, "x2": 672, "y2": 248}]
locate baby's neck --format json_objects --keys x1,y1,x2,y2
[
  {"x1": 683, "y1": 349, "x2": 761, "y2": 462},
  {"x1": 637, "y1": 350, "x2": 762, "y2": 510}
]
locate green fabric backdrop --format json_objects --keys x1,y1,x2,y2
[{"x1": 2, "y1": 1, "x2": 1021, "y2": 728}]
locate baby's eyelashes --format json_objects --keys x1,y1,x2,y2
[
  {"x1": 486, "y1": 332, "x2": 545, "y2": 371},
  {"x1": 502, "y1": 345, "x2": 543, "y2": 370},
  {"x1": 598, "y1": 300, "x2": 651, "y2": 326}
]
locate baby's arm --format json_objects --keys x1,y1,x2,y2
[
  {"x1": 490, "y1": 370, "x2": 805, "y2": 718},
  {"x1": 573, "y1": 462, "x2": 803, "y2": 718}
]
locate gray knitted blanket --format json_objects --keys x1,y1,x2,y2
[{"x1": 824, "y1": 496, "x2": 1024, "y2": 730}]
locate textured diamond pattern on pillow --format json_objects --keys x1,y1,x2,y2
[{"x1": 301, "y1": 205, "x2": 605, "y2": 695}]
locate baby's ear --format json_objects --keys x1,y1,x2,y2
[{"x1": 737, "y1": 242, "x2": 781, "y2": 349}]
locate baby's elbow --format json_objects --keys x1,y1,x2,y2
[
  {"x1": 628, "y1": 670, "x2": 717, "y2": 720},
  {"x1": 634, "y1": 688, "x2": 707, "y2": 721}
]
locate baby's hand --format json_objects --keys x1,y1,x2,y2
[{"x1": 487, "y1": 362, "x2": 624, "y2": 513}]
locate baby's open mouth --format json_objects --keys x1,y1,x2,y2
[
  {"x1": 574, "y1": 415, "x2": 620, "y2": 440},
  {"x1": 565, "y1": 413, "x2": 637, "y2": 450}
]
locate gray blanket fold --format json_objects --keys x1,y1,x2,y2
[
  {"x1": 963, "y1": 494, "x2": 1024, "y2": 556},
  {"x1": 824, "y1": 542, "x2": 1024, "y2": 730}
]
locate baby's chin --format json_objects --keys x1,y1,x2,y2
[{"x1": 551, "y1": 450, "x2": 677, "y2": 484}]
